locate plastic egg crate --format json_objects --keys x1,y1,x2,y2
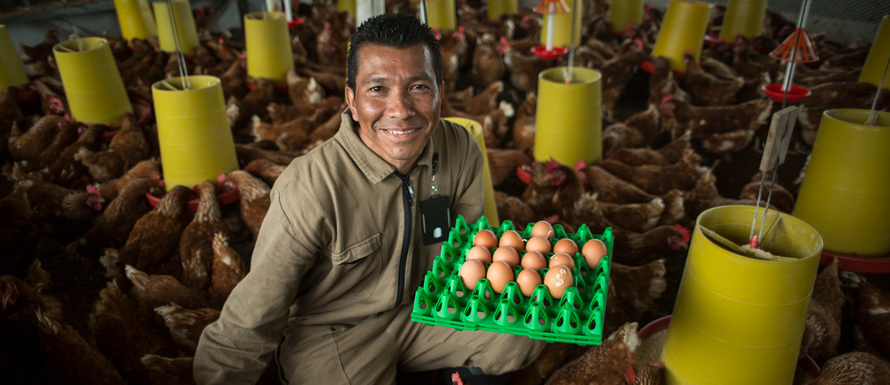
[{"x1": 410, "y1": 215, "x2": 613, "y2": 346}]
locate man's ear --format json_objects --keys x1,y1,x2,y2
[{"x1": 345, "y1": 86, "x2": 357, "y2": 117}]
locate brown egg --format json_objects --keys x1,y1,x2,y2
[
  {"x1": 516, "y1": 269, "x2": 542, "y2": 297},
  {"x1": 531, "y1": 221, "x2": 555, "y2": 239},
  {"x1": 549, "y1": 252, "x2": 576, "y2": 269},
  {"x1": 460, "y1": 259, "x2": 486, "y2": 291},
  {"x1": 473, "y1": 229, "x2": 498, "y2": 249},
  {"x1": 582, "y1": 239, "x2": 608, "y2": 269},
  {"x1": 493, "y1": 246, "x2": 520, "y2": 267},
  {"x1": 499, "y1": 230, "x2": 525, "y2": 251},
  {"x1": 544, "y1": 264, "x2": 574, "y2": 299},
  {"x1": 526, "y1": 236, "x2": 552, "y2": 254},
  {"x1": 520, "y1": 250, "x2": 548, "y2": 271},
  {"x1": 466, "y1": 245, "x2": 492, "y2": 264},
  {"x1": 486, "y1": 261, "x2": 514, "y2": 294},
  {"x1": 553, "y1": 238, "x2": 579, "y2": 256}
]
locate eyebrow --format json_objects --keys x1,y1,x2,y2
[{"x1": 360, "y1": 74, "x2": 434, "y2": 85}]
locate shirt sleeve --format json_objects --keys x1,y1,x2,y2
[{"x1": 194, "y1": 186, "x2": 319, "y2": 384}]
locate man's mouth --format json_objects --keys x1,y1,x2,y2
[{"x1": 384, "y1": 128, "x2": 419, "y2": 135}]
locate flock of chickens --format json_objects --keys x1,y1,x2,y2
[{"x1": 1, "y1": 0, "x2": 890, "y2": 383}]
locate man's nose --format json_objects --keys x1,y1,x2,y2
[{"x1": 386, "y1": 89, "x2": 414, "y2": 119}]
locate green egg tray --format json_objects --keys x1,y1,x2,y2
[{"x1": 410, "y1": 215, "x2": 613, "y2": 346}]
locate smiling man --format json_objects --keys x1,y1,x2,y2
[{"x1": 194, "y1": 14, "x2": 544, "y2": 385}]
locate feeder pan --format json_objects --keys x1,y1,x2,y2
[
  {"x1": 761, "y1": 83, "x2": 811, "y2": 103},
  {"x1": 703, "y1": 34, "x2": 736, "y2": 48},
  {"x1": 820, "y1": 250, "x2": 890, "y2": 274},
  {"x1": 102, "y1": 94, "x2": 154, "y2": 142},
  {"x1": 247, "y1": 78, "x2": 289, "y2": 93},
  {"x1": 638, "y1": 315, "x2": 821, "y2": 381},
  {"x1": 145, "y1": 182, "x2": 240, "y2": 212},
  {"x1": 286, "y1": 17, "x2": 303, "y2": 28},
  {"x1": 531, "y1": 45, "x2": 568, "y2": 60}
]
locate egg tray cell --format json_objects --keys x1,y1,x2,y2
[{"x1": 410, "y1": 215, "x2": 613, "y2": 346}]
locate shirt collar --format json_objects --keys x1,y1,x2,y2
[{"x1": 335, "y1": 110, "x2": 438, "y2": 184}]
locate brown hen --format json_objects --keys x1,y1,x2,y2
[
  {"x1": 809, "y1": 352, "x2": 890, "y2": 385},
  {"x1": 209, "y1": 232, "x2": 246, "y2": 307},
  {"x1": 227, "y1": 170, "x2": 272, "y2": 240},
  {"x1": 180, "y1": 181, "x2": 230, "y2": 291},
  {"x1": 120, "y1": 185, "x2": 193, "y2": 274},
  {"x1": 155, "y1": 302, "x2": 220, "y2": 354},
  {"x1": 126, "y1": 265, "x2": 211, "y2": 314},
  {"x1": 596, "y1": 149, "x2": 702, "y2": 196},
  {"x1": 70, "y1": 177, "x2": 160, "y2": 257},
  {"x1": 545, "y1": 322, "x2": 640, "y2": 385},
  {"x1": 90, "y1": 280, "x2": 179, "y2": 384}
]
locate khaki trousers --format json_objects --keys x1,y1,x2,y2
[{"x1": 275, "y1": 304, "x2": 546, "y2": 384}]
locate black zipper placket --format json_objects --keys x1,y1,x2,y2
[{"x1": 393, "y1": 166, "x2": 416, "y2": 308}]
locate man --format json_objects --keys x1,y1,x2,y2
[{"x1": 194, "y1": 13, "x2": 544, "y2": 384}]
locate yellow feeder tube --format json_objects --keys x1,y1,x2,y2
[
  {"x1": 152, "y1": 76, "x2": 239, "y2": 191},
  {"x1": 859, "y1": 15, "x2": 890, "y2": 89},
  {"x1": 719, "y1": 0, "x2": 767, "y2": 42},
  {"x1": 0, "y1": 25, "x2": 29, "y2": 89},
  {"x1": 445, "y1": 117, "x2": 499, "y2": 226},
  {"x1": 53, "y1": 37, "x2": 133, "y2": 125},
  {"x1": 339, "y1": 0, "x2": 356, "y2": 17},
  {"x1": 426, "y1": 0, "x2": 457, "y2": 32},
  {"x1": 534, "y1": 67, "x2": 601, "y2": 167},
  {"x1": 651, "y1": 0, "x2": 712, "y2": 72},
  {"x1": 793, "y1": 109, "x2": 890, "y2": 257},
  {"x1": 607, "y1": 0, "x2": 643, "y2": 34},
  {"x1": 663, "y1": 205, "x2": 822, "y2": 385},
  {"x1": 539, "y1": 1, "x2": 582, "y2": 49},
  {"x1": 114, "y1": 0, "x2": 157, "y2": 41},
  {"x1": 487, "y1": 0, "x2": 518, "y2": 22},
  {"x1": 153, "y1": 0, "x2": 200, "y2": 55},
  {"x1": 245, "y1": 12, "x2": 294, "y2": 84}
]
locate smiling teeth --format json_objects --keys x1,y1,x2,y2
[{"x1": 389, "y1": 129, "x2": 417, "y2": 135}]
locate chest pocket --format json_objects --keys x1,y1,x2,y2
[{"x1": 331, "y1": 233, "x2": 382, "y2": 302}]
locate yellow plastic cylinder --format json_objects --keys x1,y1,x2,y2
[
  {"x1": 339, "y1": 0, "x2": 356, "y2": 17},
  {"x1": 427, "y1": 0, "x2": 456, "y2": 32},
  {"x1": 651, "y1": 0, "x2": 712, "y2": 72},
  {"x1": 244, "y1": 12, "x2": 294, "y2": 84},
  {"x1": 719, "y1": 0, "x2": 767, "y2": 42},
  {"x1": 859, "y1": 15, "x2": 890, "y2": 89},
  {"x1": 153, "y1": 0, "x2": 199, "y2": 55},
  {"x1": 539, "y1": 1, "x2": 583, "y2": 49},
  {"x1": 0, "y1": 25, "x2": 29, "y2": 89},
  {"x1": 53, "y1": 37, "x2": 133, "y2": 125},
  {"x1": 533, "y1": 67, "x2": 601, "y2": 166},
  {"x1": 114, "y1": 0, "x2": 157, "y2": 41},
  {"x1": 793, "y1": 109, "x2": 890, "y2": 257},
  {"x1": 152, "y1": 76, "x2": 239, "y2": 190},
  {"x1": 663, "y1": 205, "x2": 822, "y2": 385},
  {"x1": 487, "y1": 0, "x2": 518, "y2": 21},
  {"x1": 445, "y1": 117, "x2": 499, "y2": 226},
  {"x1": 608, "y1": 0, "x2": 643, "y2": 33}
]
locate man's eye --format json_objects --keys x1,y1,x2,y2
[
  {"x1": 369, "y1": 86, "x2": 383, "y2": 92},
  {"x1": 411, "y1": 84, "x2": 429, "y2": 90}
]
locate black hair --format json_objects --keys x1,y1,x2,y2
[{"x1": 346, "y1": 13, "x2": 442, "y2": 92}]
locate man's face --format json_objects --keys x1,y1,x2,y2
[{"x1": 346, "y1": 43, "x2": 442, "y2": 174}]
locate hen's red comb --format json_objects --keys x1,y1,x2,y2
[{"x1": 675, "y1": 224, "x2": 691, "y2": 243}]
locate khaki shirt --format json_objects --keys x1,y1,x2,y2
[{"x1": 194, "y1": 111, "x2": 485, "y2": 384}]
